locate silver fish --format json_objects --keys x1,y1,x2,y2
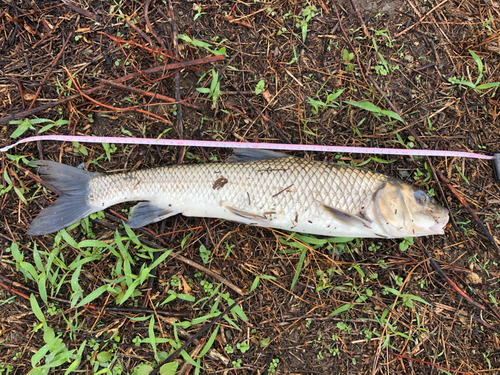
[{"x1": 27, "y1": 149, "x2": 449, "y2": 238}]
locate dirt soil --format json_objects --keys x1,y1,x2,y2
[{"x1": 1, "y1": 0, "x2": 500, "y2": 374}]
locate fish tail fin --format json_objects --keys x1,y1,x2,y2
[{"x1": 27, "y1": 160, "x2": 100, "y2": 235}]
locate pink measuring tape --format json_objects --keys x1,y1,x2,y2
[{"x1": 2, "y1": 135, "x2": 500, "y2": 180}]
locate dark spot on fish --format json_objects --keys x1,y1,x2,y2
[
  {"x1": 169, "y1": 204, "x2": 172, "y2": 207},
  {"x1": 247, "y1": 192, "x2": 251, "y2": 205},
  {"x1": 212, "y1": 176, "x2": 228, "y2": 190},
  {"x1": 375, "y1": 233, "x2": 387, "y2": 238},
  {"x1": 308, "y1": 220, "x2": 313, "y2": 223},
  {"x1": 395, "y1": 209, "x2": 397, "y2": 214},
  {"x1": 133, "y1": 180, "x2": 142, "y2": 190}
]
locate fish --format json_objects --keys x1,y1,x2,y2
[{"x1": 27, "y1": 149, "x2": 449, "y2": 238}]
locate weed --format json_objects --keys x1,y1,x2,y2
[
  {"x1": 394, "y1": 133, "x2": 415, "y2": 149},
  {"x1": 378, "y1": 260, "x2": 388, "y2": 269},
  {"x1": 72, "y1": 141, "x2": 88, "y2": 155},
  {"x1": 237, "y1": 341, "x2": 250, "y2": 353},
  {"x1": 197, "y1": 69, "x2": 222, "y2": 108},
  {"x1": 250, "y1": 274, "x2": 277, "y2": 292},
  {"x1": 372, "y1": 28, "x2": 394, "y2": 48},
  {"x1": 266, "y1": 7, "x2": 276, "y2": 17},
  {"x1": 399, "y1": 237, "x2": 413, "y2": 251},
  {"x1": 260, "y1": 337, "x2": 270, "y2": 347},
  {"x1": 308, "y1": 88, "x2": 344, "y2": 114},
  {"x1": 337, "y1": 322, "x2": 351, "y2": 333},
  {"x1": 342, "y1": 49, "x2": 355, "y2": 72},
  {"x1": 330, "y1": 303, "x2": 353, "y2": 316},
  {"x1": 199, "y1": 244, "x2": 211, "y2": 264},
  {"x1": 223, "y1": 242, "x2": 235, "y2": 260},
  {"x1": 456, "y1": 219, "x2": 473, "y2": 236},
  {"x1": 329, "y1": 346, "x2": 340, "y2": 356},
  {"x1": 268, "y1": 358, "x2": 279, "y2": 374},
  {"x1": 255, "y1": 79, "x2": 265, "y2": 95},
  {"x1": 368, "y1": 242, "x2": 382, "y2": 252},
  {"x1": 448, "y1": 50, "x2": 500, "y2": 92},
  {"x1": 178, "y1": 34, "x2": 226, "y2": 56},
  {"x1": 346, "y1": 101, "x2": 403, "y2": 123},
  {"x1": 192, "y1": 3, "x2": 206, "y2": 22},
  {"x1": 102, "y1": 143, "x2": 118, "y2": 161},
  {"x1": 372, "y1": 37, "x2": 390, "y2": 76},
  {"x1": 469, "y1": 253, "x2": 491, "y2": 278},
  {"x1": 29, "y1": 295, "x2": 87, "y2": 374},
  {"x1": 54, "y1": 75, "x2": 73, "y2": 96},
  {"x1": 297, "y1": 3, "x2": 317, "y2": 42},
  {"x1": 393, "y1": 275, "x2": 403, "y2": 287},
  {"x1": 287, "y1": 45, "x2": 299, "y2": 65},
  {"x1": 382, "y1": 286, "x2": 430, "y2": 309},
  {"x1": 0, "y1": 364, "x2": 14, "y2": 374},
  {"x1": 316, "y1": 267, "x2": 341, "y2": 292},
  {"x1": 279, "y1": 234, "x2": 358, "y2": 290},
  {"x1": 455, "y1": 165, "x2": 470, "y2": 185},
  {"x1": 9, "y1": 118, "x2": 69, "y2": 138}
]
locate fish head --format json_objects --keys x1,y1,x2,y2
[{"x1": 373, "y1": 181, "x2": 449, "y2": 237}]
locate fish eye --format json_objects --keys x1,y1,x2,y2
[{"x1": 414, "y1": 190, "x2": 429, "y2": 206}]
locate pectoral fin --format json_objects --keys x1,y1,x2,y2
[
  {"x1": 322, "y1": 204, "x2": 372, "y2": 229},
  {"x1": 127, "y1": 202, "x2": 179, "y2": 228}
]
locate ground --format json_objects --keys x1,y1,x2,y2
[{"x1": 1, "y1": 0, "x2": 500, "y2": 374}]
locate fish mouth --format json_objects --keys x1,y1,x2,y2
[{"x1": 429, "y1": 215, "x2": 449, "y2": 234}]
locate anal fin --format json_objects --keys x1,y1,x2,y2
[
  {"x1": 322, "y1": 204, "x2": 372, "y2": 229},
  {"x1": 127, "y1": 202, "x2": 179, "y2": 228}
]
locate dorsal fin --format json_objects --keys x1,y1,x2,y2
[{"x1": 227, "y1": 149, "x2": 289, "y2": 163}]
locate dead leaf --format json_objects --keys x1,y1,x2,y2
[
  {"x1": 179, "y1": 275, "x2": 192, "y2": 295},
  {"x1": 24, "y1": 24, "x2": 36, "y2": 35},
  {"x1": 262, "y1": 90, "x2": 273, "y2": 104},
  {"x1": 466, "y1": 272, "x2": 482, "y2": 285},
  {"x1": 23, "y1": 93, "x2": 36, "y2": 101}
]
